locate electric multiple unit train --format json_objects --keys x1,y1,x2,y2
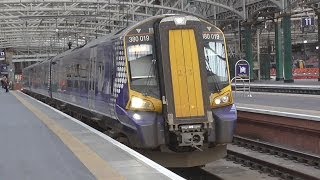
[{"x1": 22, "y1": 15, "x2": 237, "y2": 167}]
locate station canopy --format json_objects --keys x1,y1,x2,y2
[{"x1": 0, "y1": 0, "x2": 316, "y2": 61}]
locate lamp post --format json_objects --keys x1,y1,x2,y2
[
  {"x1": 303, "y1": 40, "x2": 308, "y2": 68},
  {"x1": 318, "y1": 15, "x2": 320, "y2": 81}
]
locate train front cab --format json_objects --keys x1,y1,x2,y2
[{"x1": 122, "y1": 15, "x2": 237, "y2": 167}]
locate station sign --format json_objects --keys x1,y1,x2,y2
[
  {"x1": 301, "y1": 17, "x2": 315, "y2": 27},
  {"x1": 235, "y1": 59, "x2": 250, "y2": 78},
  {"x1": 0, "y1": 49, "x2": 5, "y2": 61},
  {"x1": 0, "y1": 64, "x2": 8, "y2": 75}
]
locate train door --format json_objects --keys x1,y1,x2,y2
[
  {"x1": 168, "y1": 29, "x2": 205, "y2": 118},
  {"x1": 88, "y1": 47, "x2": 97, "y2": 110}
]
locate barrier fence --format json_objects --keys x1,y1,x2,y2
[{"x1": 270, "y1": 68, "x2": 319, "y2": 79}]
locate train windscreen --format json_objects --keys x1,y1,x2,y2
[
  {"x1": 202, "y1": 27, "x2": 229, "y2": 92},
  {"x1": 127, "y1": 44, "x2": 160, "y2": 98}
]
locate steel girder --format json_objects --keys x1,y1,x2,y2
[{"x1": 0, "y1": 0, "x2": 283, "y2": 60}]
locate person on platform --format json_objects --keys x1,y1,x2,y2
[
  {"x1": 0, "y1": 76, "x2": 4, "y2": 89},
  {"x1": 2, "y1": 76, "x2": 8, "y2": 92}
]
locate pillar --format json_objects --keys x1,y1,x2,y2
[
  {"x1": 244, "y1": 24, "x2": 254, "y2": 80},
  {"x1": 275, "y1": 19, "x2": 284, "y2": 81},
  {"x1": 317, "y1": 12, "x2": 320, "y2": 81},
  {"x1": 283, "y1": 15, "x2": 294, "y2": 83},
  {"x1": 5, "y1": 49, "x2": 14, "y2": 81}
]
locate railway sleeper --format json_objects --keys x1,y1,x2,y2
[
  {"x1": 248, "y1": 162, "x2": 259, "y2": 170},
  {"x1": 225, "y1": 154, "x2": 235, "y2": 161},
  {"x1": 244, "y1": 160, "x2": 283, "y2": 179},
  {"x1": 308, "y1": 160, "x2": 319, "y2": 167},
  {"x1": 269, "y1": 169, "x2": 281, "y2": 177},
  {"x1": 244, "y1": 159, "x2": 297, "y2": 180},
  {"x1": 282, "y1": 173, "x2": 294, "y2": 180},
  {"x1": 314, "y1": 161, "x2": 320, "y2": 169},
  {"x1": 231, "y1": 156, "x2": 242, "y2": 164},
  {"x1": 258, "y1": 166, "x2": 269, "y2": 174},
  {"x1": 242, "y1": 160, "x2": 251, "y2": 167},
  {"x1": 285, "y1": 155, "x2": 295, "y2": 160}
]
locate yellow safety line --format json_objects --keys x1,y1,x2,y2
[{"x1": 12, "y1": 91, "x2": 125, "y2": 180}]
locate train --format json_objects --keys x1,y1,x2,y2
[{"x1": 22, "y1": 14, "x2": 237, "y2": 167}]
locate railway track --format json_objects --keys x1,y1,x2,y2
[
  {"x1": 233, "y1": 136, "x2": 320, "y2": 168},
  {"x1": 227, "y1": 136, "x2": 320, "y2": 180}
]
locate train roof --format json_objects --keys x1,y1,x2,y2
[
  {"x1": 24, "y1": 14, "x2": 215, "y2": 71},
  {"x1": 48, "y1": 15, "x2": 177, "y2": 61}
]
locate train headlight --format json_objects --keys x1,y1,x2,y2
[
  {"x1": 214, "y1": 98, "x2": 221, "y2": 105},
  {"x1": 214, "y1": 94, "x2": 230, "y2": 105},
  {"x1": 174, "y1": 17, "x2": 187, "y2": 25},
  {"x1": 130, "y1": 96, "x2": 154, "y2": 110},
  {"x1": 131, "y1": 97, "x2": 144, "y2": 108},
  {"x1": 221, "y1": 96, "x2": 229, "y2": 103}
]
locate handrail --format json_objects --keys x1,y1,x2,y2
[{"x1": 231, "y1": 76, "x2": 252, "y2": 98}]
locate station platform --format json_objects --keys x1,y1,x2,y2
[
  {"x1": 232, "y1": 79, "x2": 320, "y2": 94},
  {"x1": 0, "y1": 89, "x2": 183, "y2": 180},
  {"x1": 234, "y1": 91, "x2": 320, "y2": 121}
]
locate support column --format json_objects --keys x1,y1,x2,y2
[
  {"x1": 282, "y1": 15, "x2": 294, "y2": 83},
  {"x1": 317, "y1": 12, "x2": 320, "y2": 81},
  {"x1": 266, "y1": 38, "x2": 271, "y2": 79},
  {"x1": 244, "y1": 24, "x2": 254, "y2": 80},
  {"x1": 275, "y1": 19, "x2": 284, "y2": 81},
  {"x1": 257, "y1": 29, "x2": 261, "y2": 80}
]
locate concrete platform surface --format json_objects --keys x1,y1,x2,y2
[
  {"x1": 0, "y1": 89, "x2": 183, "y2": 180},
  {"x1": 234, "y1": 91, "x2": 320, "y2": 121}
]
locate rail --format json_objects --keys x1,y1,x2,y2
[{"x1": 233, "y1": 136, "x2": 320, "y2": 168}]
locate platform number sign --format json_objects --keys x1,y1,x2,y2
[
  {"x1": 0, "y1": 49, "x2": 5, "y2": 61},
  {"x1": 302, "y1": 17, "x2": 315, "y2": 27}
]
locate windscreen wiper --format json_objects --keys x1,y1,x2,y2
[
  {"x1": 142, "y1": 59, "x2": 157, "y2": 96},
  {"x1": 205, "y1": 57, "x2": 221, "y2": 93}
]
